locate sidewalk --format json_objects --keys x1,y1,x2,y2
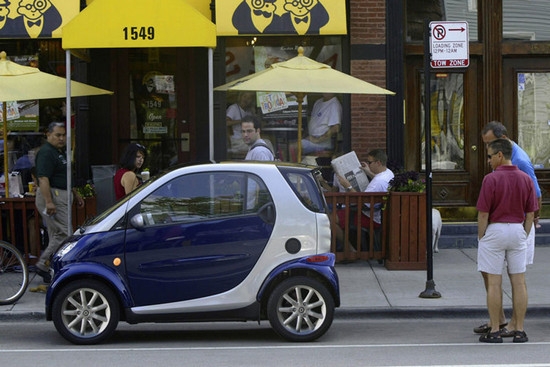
[{"x1": 2, "y1": 247, "x2": 549, "y2": 321}]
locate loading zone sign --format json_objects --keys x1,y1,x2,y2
[{"x1": 430, "y1": 21, "x2": 469, "y2": 68}]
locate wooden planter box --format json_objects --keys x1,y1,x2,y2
[
  {"x1": 72, "y1": 196, "x2": 97, "y2": 229},
  {"x1": 384, "y1": 192, "x2": 427, "y2": 270}
]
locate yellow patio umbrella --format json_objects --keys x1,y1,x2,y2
[
  {"x1": 0, "y1": 51, "x2": 113, "y2": 197},
  {"x1": 215, "y1": 47, "x2": 395, "y2": 161}
]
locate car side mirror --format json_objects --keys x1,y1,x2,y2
[
  {"x1": 130, "y1": 213, "x2": 146, "y2": 230},
  {"x1": 130, "y1": 212, "x2": 156, "y2": 230}
]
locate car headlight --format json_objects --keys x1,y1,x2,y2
[{"x1": 58, "y1": 241, "x2": 78, "y2": 258}]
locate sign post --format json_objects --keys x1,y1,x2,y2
[
  {"x1": 430, "y1": 21, "x2": 469, "y2": 69},
  {"x1": 420, "y1": 20, "x2": 468, "y2": 299}
]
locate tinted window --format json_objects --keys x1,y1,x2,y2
[
  {"x1": 280, "y1": 167, "x2": 325, "y2": 213},
  {"x1": 139, "y1": 171, "x2": 272, "y2": 225}
]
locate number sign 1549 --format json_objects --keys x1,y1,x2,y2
[{"x1": 123, "y1": 27, "x2": 155, "y2": 40}]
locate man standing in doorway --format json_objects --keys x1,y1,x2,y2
[
  {"x1": 477, "y1": 138, "x2": 537, "y2": 343},
  {"x1": 34, "y1": 122, "x2": 84, "y2": 283}
]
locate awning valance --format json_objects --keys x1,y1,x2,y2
[
  {"x1": 62, "y1": 0, "x2": 216, "y2": 49},
  {"x1": 216, "y1": 0, "x2": 347, "y2": 36}
]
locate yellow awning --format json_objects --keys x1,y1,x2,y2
[
  {"x1": 62, "y1": 0, "x2": 216, "y2": 49},
  {"x1": 216, "y1": 0, "x2": 347, "y2": 36}
]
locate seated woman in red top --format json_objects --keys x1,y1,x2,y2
[{"x1": 114, "y1": 143, "x2": 147, "y2": 200}]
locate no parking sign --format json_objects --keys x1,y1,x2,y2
[{"x1": 430, "y1": 21, "x2": 469, "y2": 68}]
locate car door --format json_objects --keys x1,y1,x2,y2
[{"x1": 124, "y1": 171, "x2": 275, "y2": 306}]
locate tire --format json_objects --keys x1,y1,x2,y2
[
  {"x1": 267, "y1": 276, "x2": 335, "y2": 342},
  {"x1": 52, "y1": 279, "x2": 120, "y2": 345},
  {"x1": 0, "y1": 241, "x2": 29, "y2": 305}
]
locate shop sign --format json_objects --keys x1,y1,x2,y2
[
  {"x1": 430, "y1": 21, "x2": 469, "y2": 68},
  {"x1": 216, "y1": 0, "x2": 347, "y2": 36},
  {"x1": 259, "y1": 92, "x2": 288, "y2": 114},
  {"x1": 0, "y1": 0, "x2": 79, "y2": 39},
  {"x1": 1, "y1": 55, "x2": 40, "y2": 132},
  {"x1": 143, "y1": 122, "x2": 167, "y2": 135},
  {"x1": 62, "y1": 0, "x2": 216, "y2": 49}
]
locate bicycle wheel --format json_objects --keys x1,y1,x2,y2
[{"x1": 0, "y1": 241, "x2": 29, "y2": 305}]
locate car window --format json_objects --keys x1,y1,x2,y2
[
  {"x1": 280, "y1": 168, "x2": 326, "y2": 213},
  {"x1": 138, "y1": 171, "x2": 272, "y2": 225}
]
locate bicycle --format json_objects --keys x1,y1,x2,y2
[{"x1": 0, "y1": 240, "x2": 29, "y2": 305}]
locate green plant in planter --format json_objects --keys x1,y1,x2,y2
[
  {"x1": 75, "y1": 183, "x2": 96, "y2": 198},
  {"x1": 388, "y1": 171, "x2": 426, "y2": 193}
]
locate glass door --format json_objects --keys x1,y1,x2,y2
[
  {"x1": 405, "y1": 57, "x2": 481, "y2": 210},
  {"x1": 127, "y1": 48, "x2": 181, "y2": 176},
  {"x1": 503, "y1": 58, "x2": 550, "y2": 208},
  {"x1": 516, "y1": 72, "x2": 550, "y2": 169}
]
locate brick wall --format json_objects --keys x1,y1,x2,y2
[
  {"x1": 348, "y1": 0, "x2": 388, "y2": 160},
  {"x1": 349, "y1": 0, "x2": 387, "y2": 43}
]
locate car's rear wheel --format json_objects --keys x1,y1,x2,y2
[
  {"x1": 267, "y1": 276, "x2": 334, "y2": 342},
  {"x1": 52, "y1": 279, "x2": 120, "y2": 345}
]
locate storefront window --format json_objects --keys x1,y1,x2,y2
[
  {"x1": 224, "y1": 36, "x2": 342, "y2": 162},
  {"x1": 517, "y1": 72, "x2": 550, "y2": 168},
  {"x1": 503, "y1": 1, "x2": 550, "y2": 41},
  {"x1": 0, "y1": 40, "x2": 68, "y2": 196},
  {"x1": 407, "y1": 0, "x2": 478, "y2": 42},
  {"x1": 420, "y1": 73, "x2": 465, "y2": 170},
  {"x1": 128, "y1": 48, "x2": 179, "y2": 175}
]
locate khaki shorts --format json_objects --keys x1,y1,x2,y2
[{"x1": 477, "y1": 222, "x2": 528, "y2": 275}]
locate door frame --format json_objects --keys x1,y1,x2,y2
[
  {"x1": 503, "y1": 58, "x2": 550, "y2": 212},
  {"x1": 405, "y1": 56, "x2": 481, "y2": 216}
]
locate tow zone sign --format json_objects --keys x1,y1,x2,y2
[{"x1": 430, "y1": 21, "x2": 469, "y2": 68}]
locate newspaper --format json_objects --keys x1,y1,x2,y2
[{"x1": 331, "y1": 151, "x2": 369, "y2": 192}]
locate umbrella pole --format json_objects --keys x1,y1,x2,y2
[
  {"x1": 2, "y1": 102, "x2": 8, "y2": 197},
  {"x1": 208, "y1": 48, "x2": 214, "y2": 162},
  {"x1": 296, "y1": 93, "x2": 304, "y2": 163},
  {"x1": 66, "y1": 50, "x2": 73, "y2": 234}
]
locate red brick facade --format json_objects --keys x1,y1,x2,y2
[{"x1": 349, "y1": 0, "x2": 389, "y2": 159}]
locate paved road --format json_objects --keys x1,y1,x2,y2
[{"x1": 2, "y1": 318, "x2": 550, "y2": 366}]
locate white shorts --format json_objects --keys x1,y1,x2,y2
[
  {"x1": 526, "y1": 222, "x2": 535, "y2": 265},
  {"x1": 477, "y1": 223, "x2": 528, "y2": 275}
]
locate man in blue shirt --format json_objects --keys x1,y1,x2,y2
[{"x1": 474, "y1": 120, "x2": 542, "y2": 338}]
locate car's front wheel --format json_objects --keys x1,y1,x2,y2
[
  {"x1": 267, "y1": 276, "x2": 335, "y2": 342},
  {"x1": 52, "y1": 279, "x2": 120, "y2": 345}
]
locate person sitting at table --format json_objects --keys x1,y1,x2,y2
[
  {"x1": 336, "y1": 149, "x2": 394, "y2": 230},
  {"x1": 300, "y1": 93, "x2": 342, "y2": 156}
]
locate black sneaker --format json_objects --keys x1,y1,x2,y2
[{"x1": 35, "y1": 268, "x2": 52, "y2": 284}]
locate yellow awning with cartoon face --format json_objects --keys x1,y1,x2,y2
[
  {"x1": 216, "y1": 0, "x2": 347, "y2": 36},
  {"x1": 63, "y1": 0, "x2": 216, "y2": 49}
]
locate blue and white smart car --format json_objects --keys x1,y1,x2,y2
[{"x1": 46, "y1": 162, "x2": 340, "y2": 345}]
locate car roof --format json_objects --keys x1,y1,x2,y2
[{"x1": 161, "y1": 160, "x2": 318, "y2": 174}]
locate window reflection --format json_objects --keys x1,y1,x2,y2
[
  {"x1": 407, "y1": 0, "x2": 478, "y2": 42},
  {"x1": 223, "y1": 36, "x2": 342, "y2": 161},
  {"x1": 504, "y1": 1, "x2": 550, "y2": 41},
  {"x1": 421, "y1": 73, "x2": 465, "y2": 170},
  {"x1": 517, "y1": 72, "x2": 550, "y2": 168},
  {"x1": 139, "y1": 171, "x2": 272, "y2": 225}
]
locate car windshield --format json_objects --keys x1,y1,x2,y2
[{"x1": 82, "y1": 175, "x2": 158, "y2": 227}]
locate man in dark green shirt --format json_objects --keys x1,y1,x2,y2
[{"x1": 34, "y1": 122, "x2": 83, "y2": 283}]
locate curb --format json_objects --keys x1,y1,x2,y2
[
  {"x1": 2, "y1": 306, "x2": 549, "y2": 322},
  {"x1": 0, "y1": 311, "x2": 46, "y2": 322},
  {"x1": 335, "y1": 306, "x2": 550, "y2": 320}
]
